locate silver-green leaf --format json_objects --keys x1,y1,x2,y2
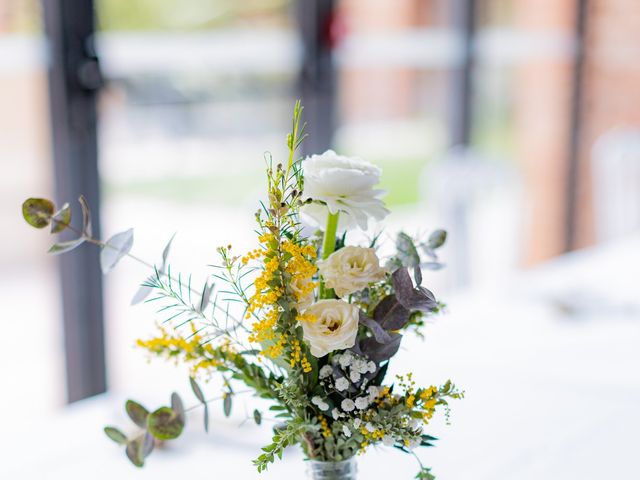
[
  {"x1": 104, "y1": 426, "x2": 127, "y2": 445},
  {"x1": 50, "y1": 203, "x2": 71, "y2": 233},
  {"x1": 78, "y1": 195, "x2": 92, "y2": 237},
  {"x1": 125, "y1": 399, "x2": 149, "y2": 428},
  {"x1": 48, "y1": 237, "x2": 85, "y2": 255},
  {"x1": 22, "y1": 198, "x2": 55, "y2": 229},
  {"x1": 100, "y1": 228, "x2": 134, "y2": 274}
]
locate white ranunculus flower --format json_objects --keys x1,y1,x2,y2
[
  {"x1": 318, "y1": 246, "x2": 387, "y2": 298},
  {"x1": 302, "y1": 150, "x2": 389, "y2": 230},
  {"x1": 301, "y1": 299, "x2": 359, "y2": 357}
]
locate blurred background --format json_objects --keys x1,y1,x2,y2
[{"x1": 1, "y1": 0, "x2": 639, "y2": 478}]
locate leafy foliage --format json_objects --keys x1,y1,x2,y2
[{"x1": 253, "y1": 418, "x2": 312, "y2": 473}]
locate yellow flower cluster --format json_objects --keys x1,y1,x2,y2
[
  {"x1": 247, "y1": 256, "x2": 282, "y2": 317},
  {"x1": 289, "y1": 338, "x2": 312, "y2": 372},
  {"x1": 296, "y1": 311, "x2": 317, "y2": 323},
  {"x1": 282, "y1": 239, "x2": 318, "y2": 304},
  {"x1": 248, "y1": 308, "x2": 279, "y2": 344},
  {"x1": 262, "y1": 335, "x2": 286, "y2": 359},
  {"x1": 243, "y1": 228, "x2": 319, "y2": 365},
  {"x1": 318, "y1": 415, "x2": 332, "y2": 438},
  {"x1": 241, "y1": 247, "x2": 265, "y2": 265},
  {"x1": 136, "y1": 324, "x2": 235, "y2": 377}
]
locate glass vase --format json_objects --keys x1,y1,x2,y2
[{"x1": 306, "y1": 458, "x2": 358, "y2": 480}]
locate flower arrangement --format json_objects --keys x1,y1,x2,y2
[{"x1": 22, "y1": 102, "x2": 462, "y2": 479}]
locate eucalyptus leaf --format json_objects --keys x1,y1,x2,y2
[
  {"x1": 147, "y1": 406, "x2": 184, "y2": 440},
  {"x1": 125, "y1": 399, "x2": 149, "y2": 428},
  {"x1": 428, "y1": 229, "x2": 447, "y2": 249},
  {"x1": 374, "y1": 295, "x2": 411, "y2": 331},
  {"x1": 131, "y1": 277, "x2": 154, "y2": 305},
  {"x1": 22, "y1": 198, "x2": 55, "y2": 229},
  {"x1": 422, "y1": 261, "x2": 445, "y2": 271},
  {"x1": 396, "y1": 232, "x2": 420, "y2": 268},
  {"x1": 223, "y1": 394, "x2": 232, "y2": 417},
  {"x1": 392, "y1": 267, "x2": 414, "y2": 306},
  {"x1": 48, "y1": 237, "x2": 85, "y2": 255},
  {"x1": 253, "y1": 409, "x2": 262, "y2": 425},
  {"x1": 408, "y1": 287, "x2": 438, "y2": 313},
  {"x1": 171, "y1": 392, "x2": 185, "y2": 423},
  {"x1": 203, "y1": 403, "x2": 210, "y2": 433},
  {"x1": 142, "y1": 431, "x2": 155, "y2": 458},
  {"x1": 161, "y1": 233, "x2": 176, "y2": 272},
  {"x1": 125, "y1": 436, "x2": 145, "y2": 468},
  {"x1": 360, "y1": 333, "x2": 402, "y2": 363},
  {"x1": 358, "y1": 311, "x2": 392, "y2": 344},
  {"x1": 50, "y1": 203, "x2": 71, "y2": 233},
  {"x1": 78, "y1": 195, "x2": 92, "y2": 237},
  {"x1": 189, "y1": 377, "x2": 209, "y2": 432},
  {"x1": 189, "y1": 376, "x2": 205, "y2": 403},
  {"x1": 104, "y1": 426, "x2": 127, "y2": 445},
  {"x1": 198, "y1": 281, "x2": 213, "y2": 313},
  {"x1": 414, "y1": 265, "x2": 423, "y2": 286},
  {"x1": 101, "y1": 228, "x2": 134, "y2": 274}
]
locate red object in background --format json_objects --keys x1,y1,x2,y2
[{"x1": 323, "y1": 10, "x2": 347, "y2": 50}]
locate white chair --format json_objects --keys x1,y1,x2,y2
[{"x1": 592, "y1": 128, "x2": 640, "y2": 242}]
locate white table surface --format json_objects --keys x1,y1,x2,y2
[{"x1": 2, "y1": 235, "x2": 638, "y2": 479}]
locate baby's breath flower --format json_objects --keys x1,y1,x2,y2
[
  {"x1": 355, "y1": 397, "x2": 369, "y2": 410},
  {"x1": 335, "y1": 377, "x2": 349, "y2": 392},
  {"x1": 367, "y1": 361, "x2": 376, "y2": 373},
  {"x1": 331, "y1": 408, "x2": 342, "y2": 420},
  {"x1": 319, "y1": 365, "x2": 333, "y2": 379},
  {"x1": 365, "y1": 422, "x2": 376, "y2": 433},
  {"x1": 350, "y1": 370, "x2": 362, "y2": 383},
  {"x1": 341, "y1": 399, "x2": 355, "y2": 412},
  {"x1": 339, "y1": 352, "x2": 353, "y2": 369},
  {"x1": 353, "y1": 418, "x2": 362, "y2": 428}
]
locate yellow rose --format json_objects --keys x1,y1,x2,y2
[
  {"x1": 301, "y1": 300, "x2": 359, "y2": 357},
  {"x1": 318, "y1": 246, "x2": 386, "y2": 298}
]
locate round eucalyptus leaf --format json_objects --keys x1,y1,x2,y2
[
  {"x1": 22, "y1": 198, "x2": 55, "y2": 229},
  {"x1": 125, "y1": 399, "x2": 149, "y2": 428},
  {"x1": 147, "y1": 406, "x2": 184, "y2": 440},
  {"x1": 171, "y1": 392, "x2": 185, "y2": 423},
  {"x1": 104, "y1": 426, "x2": 127, "y2": 445},
  {"x1": 100, "y1": 228, "x2": 134, "y2": 274},
  {"x1": 125, "y1": 437, "x2": 145, "y2": 468},
  {"x1": 50, "y1": 203, "x2": 71, "y2": 233}
]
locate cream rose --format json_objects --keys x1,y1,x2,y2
[
  {"x1": 301, "y1": 299, "x2": 359, "y2": 357},
  {"x1": 302, "y1": 150, "x2": 389, "y2": 230},
  {"x1": 318, "y1": 246, "x2": 386, "y2": 298}
]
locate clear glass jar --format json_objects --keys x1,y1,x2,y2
[{"x1": 306, "y1": 457, "x2": 357, "y2": 480}]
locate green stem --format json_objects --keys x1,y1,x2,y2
[
  {"x1": 319, "y1": 211, "x2": 339, "y2": 299},
  {"x1": 321, "y1": 211, "x2": 339, "y2": 260}
]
